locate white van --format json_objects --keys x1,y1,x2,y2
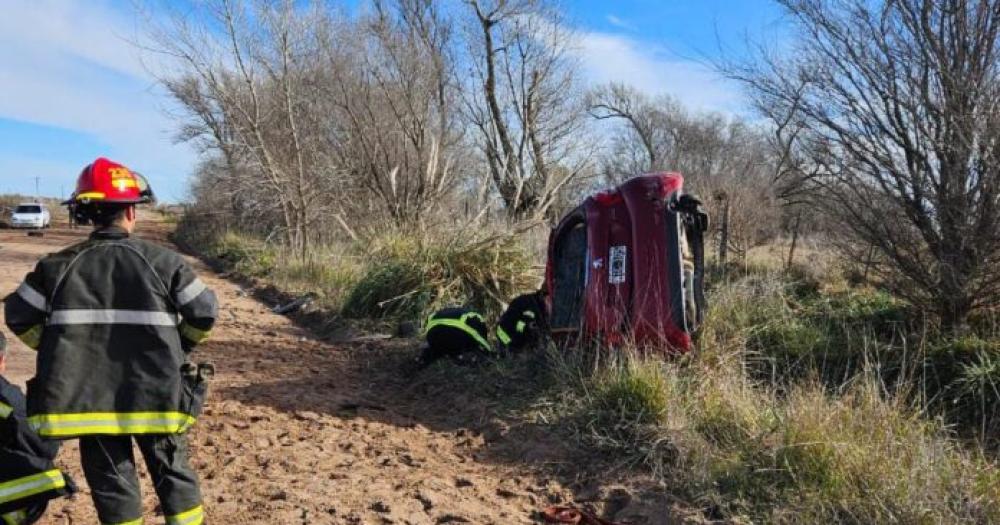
[{"x1": 10, "y1": 203, "x2": 51, "y2": 229}]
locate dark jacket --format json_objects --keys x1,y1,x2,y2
[
  {"x1": 3, "y1": 227, "x2": 218, "y2": 439},
  {"x1": 0, "y1": 376, "x2": 72, "y2": 515},
  {"x1": 422, "y1": 307, "x2": 492, "y2": 364},
  {"x1": 497, "y1": 292, "x2": 546, "y2": 352}
]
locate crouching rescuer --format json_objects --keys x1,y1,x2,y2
[
  {"x1": 3, "y1": 158, "x2": 218, "y2": 525},
  {"x1": 419, "y1": 307, "x2": 493, "y2": 366},
  {"x1": 1, "y1": 332, "x2": 76, "y2": 525}
]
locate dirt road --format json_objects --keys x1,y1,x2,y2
[{"x1": 0, "y1": 217, "x2": 676, "y2": 524}]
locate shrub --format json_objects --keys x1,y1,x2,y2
[
  {"x1": 207, "y1": 232, "x2": 277, "y2": 277},
  {"x1": 747, "y1": 318, "x2": 829, "y2": 360},
  {"x1": 341, "y1": 260, "x2": 430, "y2": 320},
  {"x1": 589, "y1": 356, "x2": 670, "y2": 428},
  {"x1": 342, "y1": 228, "x2": 537, "y2": 322}
]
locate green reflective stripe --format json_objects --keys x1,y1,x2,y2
[
  {"x1": 166, "y1": 504, "x2": 204, "y2": 525},
  {"x1": 28, "y1": 412, "x2": 196, "y2": 438},
  {"x1": 523, "y1": 310, "x2": 536, "y2": 319},
  {"x1": 179, "y1": 322, "x2": 210, "y2": 344},
  {"x1": 2, "y1": 509, "x2": 28, "y2": 525},
  {"x1": 516, "y1": 320, "x2": 527, "y2": 333},
  {"x1": 104, "y1": 517, "x2": 143, "y2": 525},
  {"x1": 425, "y1": 318, "x2": 492, "y2": 353},
  {"x1": 459, "y1": 311, "x2": 484, "y2": 325},
  {"x1": 15, "y1": 325, "x2": 42, "y2": 350},
  {"x1": 497, "y1": 326, "x2": 512, "y2": 346},
  {"x1": 0, "y1": 402, "x2": 12, "y2": 419},
  {"x1": 0, "y1": 470, "x2": 65, "y2": 506}
]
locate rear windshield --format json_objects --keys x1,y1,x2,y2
[{"x1": 14, "y1": 205, "x2": 42, "y2": 214}]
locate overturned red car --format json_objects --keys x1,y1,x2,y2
[{"x1": 544, "y1": 173, "x2": 708, "y2": 352}]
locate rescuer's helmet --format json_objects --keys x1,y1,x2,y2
[{"x1": 64, "y1": 157, "x2": 155, "y2": 206}]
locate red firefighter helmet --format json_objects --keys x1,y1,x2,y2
[{"x1": 66, "y1": 157, "x2": 155, "y2": 205}]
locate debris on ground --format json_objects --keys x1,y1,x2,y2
[{"x1": 271, "y1": 292, "x2": 317, "y2": 314}]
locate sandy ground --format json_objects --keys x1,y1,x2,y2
[{"x1": 0, "y1": 216, "x2": 680, "y2": 525}]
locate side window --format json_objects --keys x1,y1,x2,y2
[{"x1": 550, "y1": 221, "x2": 588, "y2": 330}]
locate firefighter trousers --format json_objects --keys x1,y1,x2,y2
[{"x1": 79, "y1": 434, "x2": 203, "y2": 525}]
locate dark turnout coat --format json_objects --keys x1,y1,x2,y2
[
  {"x1": 0, "y1": 376, "x2": 72, "y2": 517},
  {"x1": 496, "y1": 291, "x2": 546, "y2": 352},
  {"x1": 3, "y1": 227, "x2": 218, "y2": 439}
]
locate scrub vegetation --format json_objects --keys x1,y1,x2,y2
[
  {"x1": 173, "y1": 215, "x2": 1000, "y2": 523},
  {"x1": 549, "y1": 264, "x2": 1000, "y2": 523},
  {"x1": 159, "y1": 0, "x2": 1000, "y2": 521},
  {"x1": 175, "y1": 216, "x2": 537, "y2": 322}
]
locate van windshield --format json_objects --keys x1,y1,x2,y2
[{"x1": 14, "y1": 205, "x2": 42, "y2": 214}]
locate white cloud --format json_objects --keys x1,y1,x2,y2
[
  {"x1": 605, "y1": 14, "x2": 636, "y2": 32},
  {"x1": 0, "y1": 0, "x2": 196, "y2": 202},
  {"x1": 574, "y1": 30, "x2": 743, "y2": 114}
]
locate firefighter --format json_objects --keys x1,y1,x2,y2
[
  {"x1": 3, "y1": 158, "x2": 218, "y2": 525},
  {"x1": 496, "y1": 289, "x2": 547, "y2": 354},
  {"x1": 0, "y1": 332, "x2": 76, "y2": 525},
  {"x1": 419, "y1": 307, "x2": 493, "y2": 366}
]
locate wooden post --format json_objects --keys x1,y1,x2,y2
[
  {"x1": 715, "y1": 191, "x2": 730, "y2": 270},
  {"x1": 786, "y1": 213, "x2": 801, "y2": 270}
]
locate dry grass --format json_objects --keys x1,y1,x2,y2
[
  {"x1": 549, "y1": 346, "x2": 1000, "y2": 523},
  {"x1": 540, "y1": 266, "x2": 1000, "y2": 523},
  {"x1": 173, "y1": 213, "x2": 1000, "y2": 522},
  {"x1": 342, "y1": 228, "x2": 538, "y2": 321}
]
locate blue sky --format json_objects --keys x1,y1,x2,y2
[{"x1": 0, "y1": 0, "x2": 785, "y2": 203}]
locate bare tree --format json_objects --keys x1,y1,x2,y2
[
  {"x1": 322, "y1": 0, "x2": 464, "y2": 227},
  {"x1": 153, "y1": 0, "x2": 340, "y2": 259},
  {"x1": 587, "y1": 82, "x2": 661, "y2": 173},
  {"x1": 588, "y1": 82, "x2": 782, "y2": 260},
  {"x1": 728, "y1": 0, "x2": 1000, "y2": 331},
  {"x1": 463, "y1": 0, "x2": 589, "y2": 220}
]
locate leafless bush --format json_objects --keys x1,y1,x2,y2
[
  {"x1": 588, "y1": 82, "x2": 782, "y2": 259},
  {"x1": 462, "y1": 0, "x2": 591, "y2": 220},
  {"x1": 726, "y1": 0, "x2": 1000, "y2": 331}
]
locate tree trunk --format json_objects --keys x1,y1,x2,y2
[
  {"x1": 939, "y1": 295, "x2": 972, "y2": 335},
  {"x1": 862, "y1": 243, "x2": 875, "y2": 284},
  {"x1": 785, "y1": 213, "x2": 801, "y2": 270},
  {"x1": 718, "y1": 195, "x2": 730, "y2": 270}
]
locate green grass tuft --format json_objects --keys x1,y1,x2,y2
[
  {"x1": 342, "y1": 260, "x2": 431, "y2": 320},
  {"x1": 342, "y1": 229, "x2": 537, "y2": 322}
]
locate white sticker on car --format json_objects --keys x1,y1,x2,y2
[{"x1": 609, "y1": 245, "x2": 627, "y2": 284}]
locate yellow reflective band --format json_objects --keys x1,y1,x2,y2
[
  {"x1": 0, "y1": 470, "x2": 65, "y2": 506},
  {"x1": 179, "y1": 323, "x2": 210, "y2": 344},
  {"x1": 166, "y1": 504, "x2": 204, "y2": 525},
  {"x1": 0, "y1": 402, "x2": 12, "y2": 419},
  {"x1": 75, "y1": 191, "x2": 106, "y2": 201},
  {"x1": 28, "y1": 412, "x2": 196, "y2": 438},
  {"x1": 425, "y1": 317, "x2": 492, "y2": 354},
  {"x1": 516, "y1": 320, "x2": 527, "y2": 333},
  {"x1": 497, "y1": 326, "x2": 513, "y2": 346},
  {"x1": 15, "y1": 325, "x2": 42, "y2": 350},
  {"x1": 103, "y1": 517, "x2": 143, "y2": 525},
  {"x1": 2, "y1": 509, "x2": 28, "y2": 525},
  {"x1": 497, "y1": 326, "x2": 512, "y2": 346}
]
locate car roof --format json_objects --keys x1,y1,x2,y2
[{"x1": 16, "y1": 202, "x2": 46, "y2": 207}]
